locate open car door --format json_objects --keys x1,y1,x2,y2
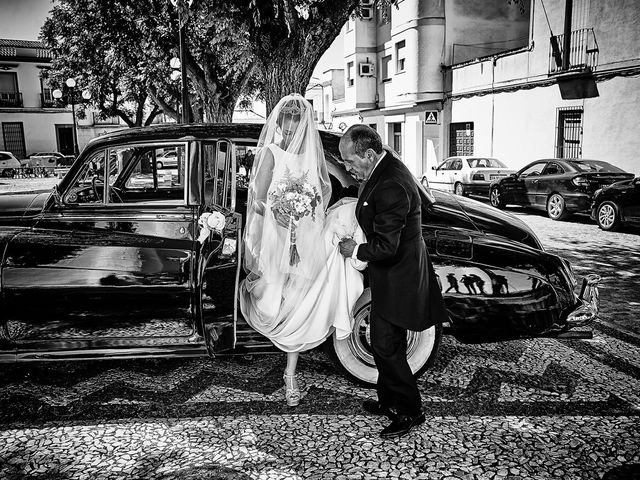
[{"x1": 197, "y1": 139, "x2": 243, "y2": 355}]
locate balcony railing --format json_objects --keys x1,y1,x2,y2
[
  {"x1": 40, "y1": 93, "x2": 60, "y2": 108},
  {"x1": 549, "y1": 28, "x2": 599, "y2": 75},
  {"x1": 0, "y1": 91, "x2": 23, "y2": 107}
]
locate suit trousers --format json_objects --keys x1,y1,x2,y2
[{"x1": 370, "y1": 310, "x2": 422, "y2": 417}]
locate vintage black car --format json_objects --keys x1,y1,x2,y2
[
  {"x1": 591, "y1": 177, "x2": 640, "y2": 231},
  {"x1": 489, "y1": 158, "x2": 634, "y2": 221},
  {"x1": 0, "y1": 125, "x2": 600, "y2": 386}
]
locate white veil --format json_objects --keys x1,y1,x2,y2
[{"x1": 243, "y1": 94, "x2": 332, "y2": 283}]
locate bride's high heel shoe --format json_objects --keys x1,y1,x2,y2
[{"x1": 283, "y1": 374, "x2": 301, "y2": 407}]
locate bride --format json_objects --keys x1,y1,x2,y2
[{"x1": 239, "y1": 94, "x2": 365, "y2": 406}]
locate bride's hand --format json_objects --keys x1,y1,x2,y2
[{"x1": 273, "y1": 210, "x2": 291, "y2": 228}]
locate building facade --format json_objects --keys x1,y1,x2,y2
[
  {"x1": 449, "y1": 0, "x2": 640, "y2": 174},
  {"x1": 311, "y1": 0, "x2": 530, "y2": 176},
  {"x1": 0, "y1": 39, "x2": 129, "y2": 159},
  {"x1": 0, "y1": 39, "x2": 74, "y2": 159}
]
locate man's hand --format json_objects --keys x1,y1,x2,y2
[{"x1": 339, "y1": 237, "x2": 357, "y2": 258}]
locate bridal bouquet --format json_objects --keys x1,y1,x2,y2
[{"x1": 269, "y1": 167, "x2": 322, "y2": 266}]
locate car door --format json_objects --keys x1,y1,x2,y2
[
  {"x1": 510, "y1": 162, "x2": 546, "y2": 206},
  {"x1": 198, "y1": 139, "x2": 244, "y2": 353},
  {"x1": 448, "y1": 158, "x2": 463, "y2": 192},
  {"x1": 430, "y1": 159, "x2": 453, "y2": 191},
  {"x1": 622, "y1": 178, "x2": 640, "y2": 223},
  {"x1": 3, "y1": 142, "x2": 199, "y2": 355},
  {"x1": 537, "y1": 162, "x2": 565, "y2": 207}
]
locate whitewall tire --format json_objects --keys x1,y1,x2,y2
[{"x1": 326, "y1": 288, "x2": 443, "y2": 387}]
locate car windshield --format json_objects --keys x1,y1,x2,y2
[
  {"x1": 568, "y1": 160, "x2": 627, "y2": 173},
  {"x1": 466, "y1": 158, "x2": 506, "y2": 168}
]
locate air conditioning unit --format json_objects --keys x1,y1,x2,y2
[
  {"x1": 361, "y1": 6, "x2": 373, "y2": 19},
  {"x1": 361, "y1": 0, "x2": 373, "y2": 5},
  {"x1": 359, "y1": 62, "x2": 374, "y2": 76}
]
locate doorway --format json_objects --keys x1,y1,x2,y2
[
  {"x1": 2, "y1": 122, "x2": 26, "y2": 159},
  {"x1": 55, "y1": 124, "x2": 74, "y2": 155},
  {"x1": 449, "y1": 122, "x2": 474, "y2": 156}
]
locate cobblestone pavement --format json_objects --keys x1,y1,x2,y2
[{"x1": 1, "y1": 194, "x2": 639, "y2": 479}]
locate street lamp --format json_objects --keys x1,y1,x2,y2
[
  {"x1": 53, "y1": 79, "x2": 91, "y2": 157},
  {"x1": 170, "y1": 0, "x2": 193, "y2": 123}
]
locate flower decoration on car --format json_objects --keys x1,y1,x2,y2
[{"x1": 197, "y1": 211, "x2": 226, "y2": 244}]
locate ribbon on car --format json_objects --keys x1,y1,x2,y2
[{"x1": 197, "y1": 211, "x2": 226, "y2": 244}]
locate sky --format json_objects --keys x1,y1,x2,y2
[{"x1": 0, "y1": 0, "x2": 52, "y2": 41}]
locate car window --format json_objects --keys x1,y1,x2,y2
[
  {"x1": 519, "y1": 163, "x2": 545, "y2": 177},
  {"x1": 107, "y1": 144, "x2": 186, "y2": 204},
  {"x1": 569, "y1": 160, "x2": 627, "y2": 173},
  {"x1": 542, "y1": 162, "x2": 564, "y2": 175},
  {"x1": 64, "y1": 149, "x2": 106, "y2": 204},
  {"x1": 437, "y1": 160, "x2": 449, "y2": 170},
  {"x1": 467, "y1": 158, "x2": 506, "y2": 168},
  {"x1": 0, "y1": 153, "x2": 11, "y2": 160}
]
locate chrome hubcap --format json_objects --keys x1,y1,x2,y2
[
  {"x1": 455, "y1": 184, "x2": 463, "y2": 195},
  {"x1": 490, "y1": 189, "x2": 499, "y2": 206},
  {"x1": 348, "y1": 304, "x2": 420, "y2": 368},
  {"x1": 598, "y1": 204, "x2": 615, "y2": 228}
]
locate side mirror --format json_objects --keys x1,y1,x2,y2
[
  {"x1": 510, "y1": 173, "x2": 518, "y2": 178},
  {"x1": 431, "y1": 166, "x2": 437, "y2": 170}
]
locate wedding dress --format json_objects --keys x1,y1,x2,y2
[{"x1": 239, "y1": 148, "x2": 366, "y2": 353}]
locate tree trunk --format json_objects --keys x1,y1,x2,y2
[{"x1": 263, "y1": 56, "x2": 314, "y2": 115}]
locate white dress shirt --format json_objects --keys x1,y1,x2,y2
[{"x1": 352, "y1": 151, "x2": 387, "y2": 260}]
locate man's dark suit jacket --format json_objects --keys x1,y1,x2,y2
[{"x1": 355, "y1": 151, "x2": 447, "y2": 331}]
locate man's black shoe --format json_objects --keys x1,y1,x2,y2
[
  {"x1": 362, "y1": 400, "x2": 396, "y2": 419},
  {"x1": 380, "y1": 413, "x2": 426, "y2": 439}
]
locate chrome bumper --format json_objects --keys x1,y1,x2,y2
[{"x1": 566, "y1": 274, "x2": 601, "y2": 327}]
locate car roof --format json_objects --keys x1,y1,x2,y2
[{"x1": 85, "y1": 123, "x2": 342, "y2": 151}]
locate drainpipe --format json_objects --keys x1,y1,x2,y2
[{"x1": 562, "y1": 0, "x2": 573, "y2": 70}]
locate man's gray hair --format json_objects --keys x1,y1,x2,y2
[{"x1": 343, "y1": 124, "x2": 383, "y2": 156}]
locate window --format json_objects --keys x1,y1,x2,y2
[
  {"x1": 346, "y1": 17, "x2": 354, "y2": 32},
  {"x1": 381, "y1": 55, "x2": 392, "y2": 81},
  {"x1": 0, "y1": 73, "x2": 20, "y2": 107},
  {"x1": 391, "y1": 122, "x2": 402, "y2": 155},
  {"x1": 467, "y1": 158, "x2": 507, "y2": 168},
  {"x1": 65, "y1": 144, "x2": 186, "y2": 205},
  {"x1": 347, "y1": 62, "x2": 355, "y2": 87},
  {"x1": 542, "y1": 162, "x2": 564, "y2": 175},
  {"x1": 451, "y1": 159, "x2": 463, "y2": 171},
  {"x1": 555, "y1": 107, "x2": 583, "y2": 158},
  {"x1": 519, "y1": 163, "x2": 545, "y2": 177},
  {"x1": 395, "y1": 40, "x2": 406, "y2": 73}
]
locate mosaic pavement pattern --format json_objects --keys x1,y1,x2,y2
[{"x1": 1, "y1": 324, "x2": 639, "y2": 479}]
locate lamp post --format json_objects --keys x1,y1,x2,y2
[
  {"x1": 170, "y1": 0, "x2": 192, "y2": 124},
  {"x1": 53, "y1": 79, "x2": 91, "y2": 157}
]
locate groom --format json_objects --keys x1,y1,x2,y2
[{"x1": 338, "y1": 125, "x2": 446, "y2": 439}]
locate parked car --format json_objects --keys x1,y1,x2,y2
[
  {"x1": 591, "y1": 177, "x2": 640, "y2": 231},
  {"x1": 0, "y1": 151, "x2": 21, "y2": 177},
  {"x1": 23, "y1": 152, "x2": 75, "y2": 168},
  {"x1": 155, "y1": 148, "x2": 178, "y2": 169},
  {"x1": 422, "y1": 156, "x2": 514, "y2": 197},
  {"x1": 489, "y1": 158, "x2": 635, "y2": 220},
  {"x1": 0, "y1": 124, "x2": 600, "y2": 387}
]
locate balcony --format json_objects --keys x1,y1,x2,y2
[
  {"x1": 549, "y1": 28, "x2": 599, "y2": 75},
  {"x1": 41, "y1": 93, "x2": 60, "y2": 108},
  {"x1": 0, "y1": 91, "x2": 23, "y2": 107}
]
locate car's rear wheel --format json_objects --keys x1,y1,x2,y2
[
  {"x1": 596, "y1": 201, "x2": 621, "y2": 231},
  {"x1": 454, "y1": 182, "x2": 466, "y2": 196},
  {"x1": 1, "y1": 168, "x2": 15, "y2": 178},
  {"x1": 325, "y1": 289, "x2": 442, "y2": 387},
  {"x1": 547, "y1": 193, "x2": 569, "y2": 220},
  {"x1": 156, "y1": 161, "x2": 164, "y2": 169},
  {"x1": 490, "y1": 186, "x2": 506, "y2": 209}
]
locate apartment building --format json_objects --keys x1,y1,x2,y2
[
  {"x1": 449, "y1": 0, "x2": 640, "y2": 174},
  {"x1": 318, "y1": 0, "x2": 530, "y2": 176}
]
